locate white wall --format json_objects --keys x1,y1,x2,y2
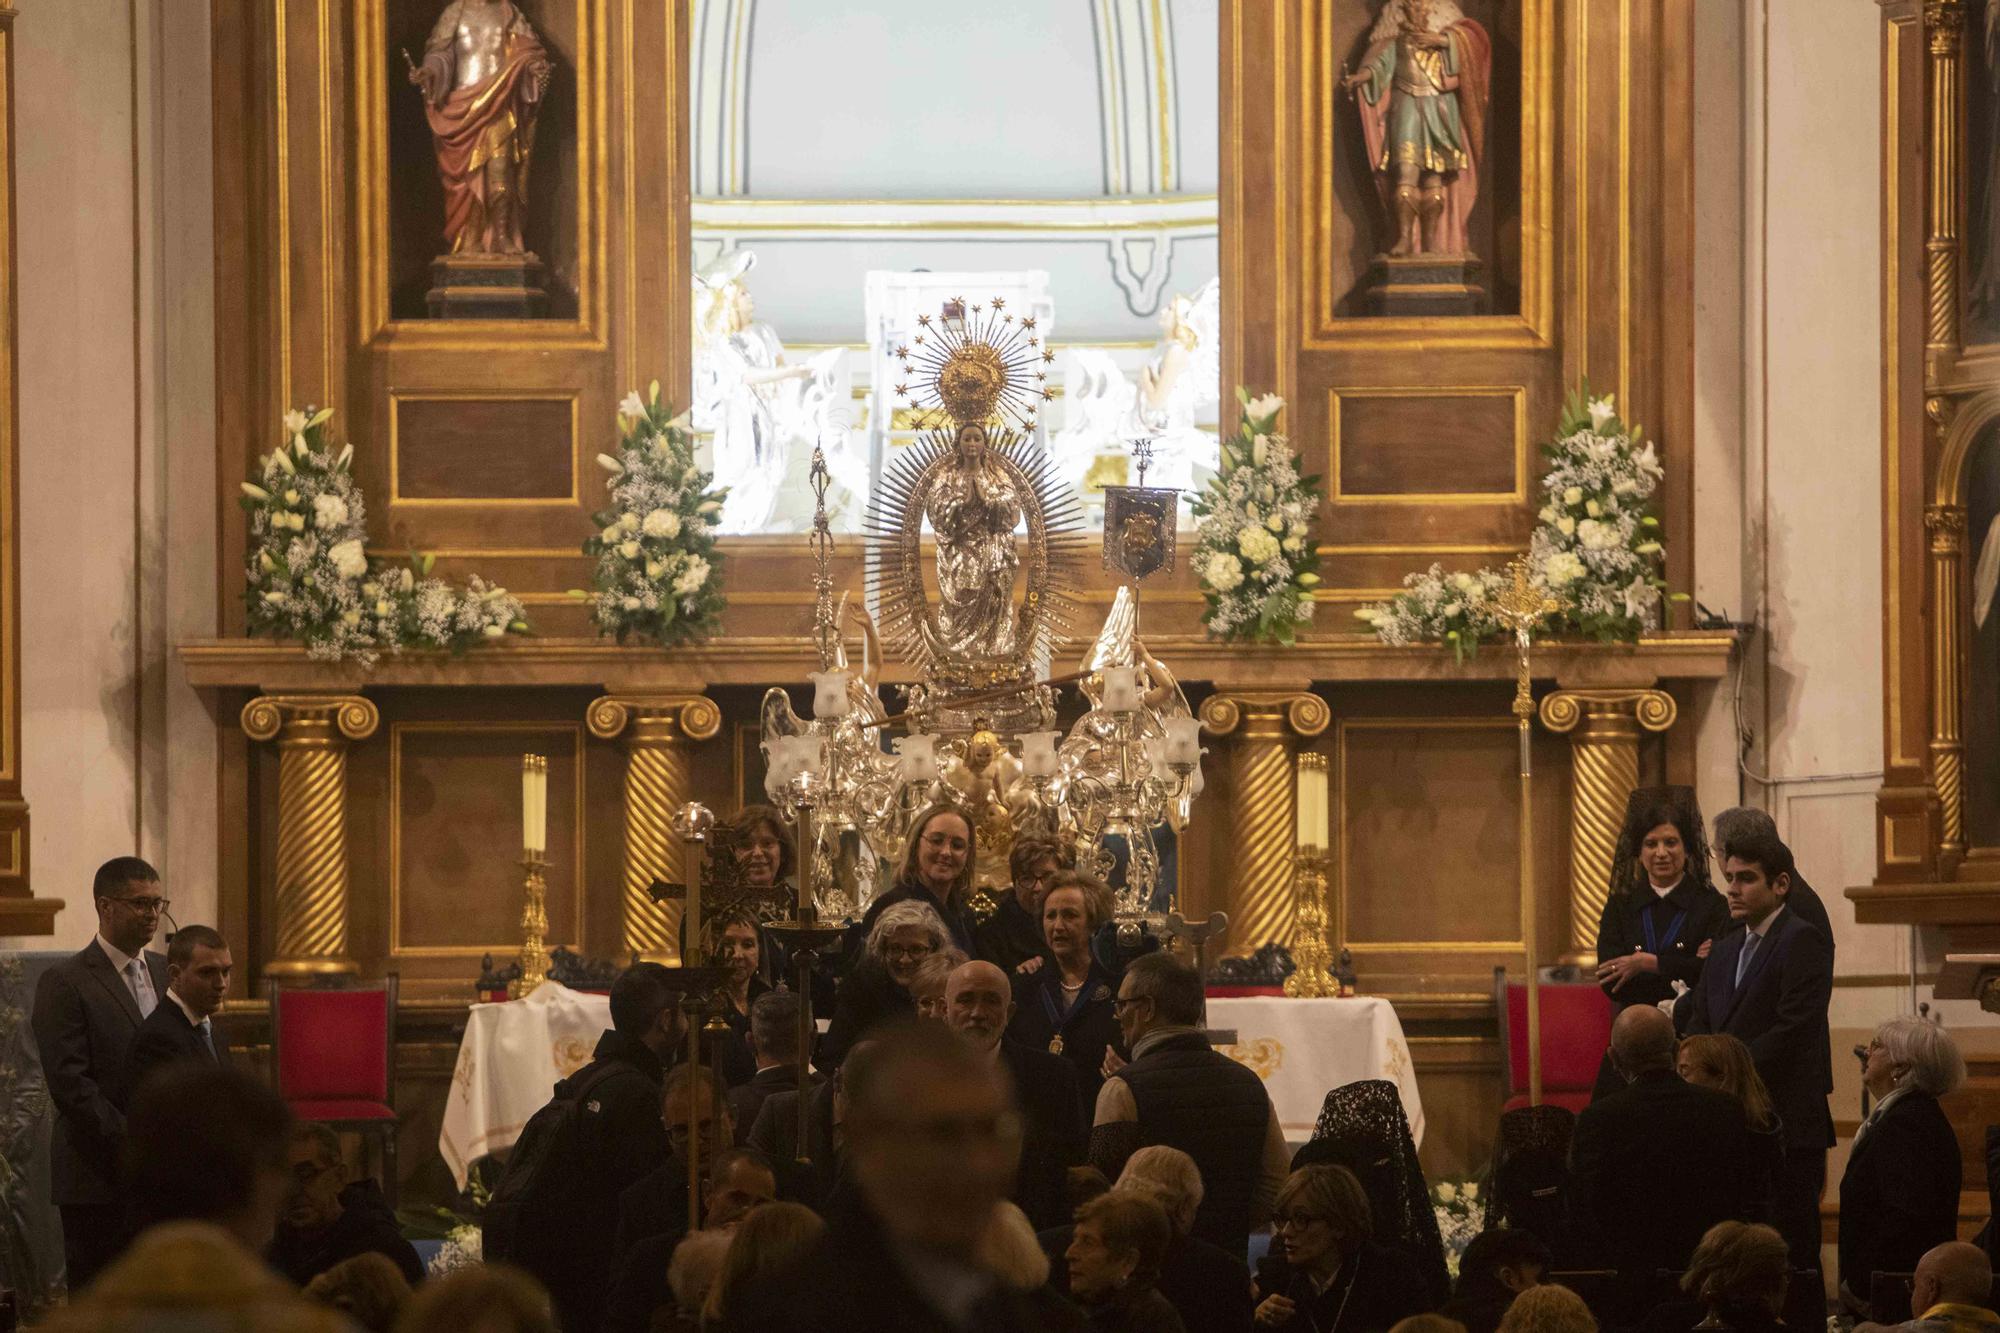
[
  {"x1": 1692, "y1": 0, "x2": 1954, "y2": 1054},
  {"x1": 6, "y1": 0, "x2": 216, "y2": 952}
]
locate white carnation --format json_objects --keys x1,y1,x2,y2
[
  {"x1": 1542, "y1": 552, "x2": 1586, "y2": 586},
  {"x1": 1562, "y1": 486, "x2": 1584, "y2": 506},
  {"x1": 1204, "y1": 551, "x2": 1245, "y2": 592},
  {"x1": 1238, "y1": 526, "x2": 1281, "y2": 565},
  {"x1": 327, "y1": 540, "x2": 367, "y2": 580},
  {"x1": 313, "y1": 494, "x2": 349, "y2": 530},
  {"x1": 642, "y1": 508, "x2": 681, "y2": 540},
  {"x1": 618, "y1": 540, "x2": 641, "y2": 561}
]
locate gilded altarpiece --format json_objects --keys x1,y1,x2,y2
[{"x1": 192, "y1": 1, "x2": 1722, "y2": 1189}]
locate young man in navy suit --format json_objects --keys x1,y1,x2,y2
[
  {"x1": 1687, "y1": 825, "x2": 1834, "y2": 1314},
  {"x1": 125, "y1": 923, "x2": 233, "y2": 1098}
]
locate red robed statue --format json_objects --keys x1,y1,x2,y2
[{"x1": 407, "y1": 0, "x2": 554, "y2": 258}]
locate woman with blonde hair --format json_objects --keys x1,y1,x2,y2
[
  {"x1": 703, "y1": 1202, "x2": 824, "y2": 1329},
  {"x1": 1496, "y1": 1284, "x2": 1597, "y2": 1333},
  {"x1": 1253, "y1": 1164, "x2": 1428, "y2": 1331},
  {"x1": 1676, "y1": 1033, "x2": 1783, "y2": 1220},
  {"x1": 855, "y1": 802, "x2": 978, "y2": 952}
]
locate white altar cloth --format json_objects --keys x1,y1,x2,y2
[
  {"x1": 439, "y1": 981, "x2": 613, "y2": 1190},
  {"x1": 1206, "y1": 996, "x2": 1422, "y2": 1145}
]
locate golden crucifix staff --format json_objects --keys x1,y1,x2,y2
[{"x1": 1493, "y1": 556, "x2": 1558, "y2": 1106}]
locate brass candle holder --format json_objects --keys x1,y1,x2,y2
[
  {"x1": 1283, "y1": 849, "x2": 1340, "y2": 998},
  {"x1": 507, "y1": 850, "x2": 552, "y2": 1000}
]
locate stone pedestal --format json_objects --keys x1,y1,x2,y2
[
  {"x1": 586, "y1": 694, "x2": 722, "y2": 961},
  {"x1": 1364, "y1": 254, "x2": 1488, "y2": 317},
  {"x1": 426, "y1": 253, "x2": 550, "y2": 319},
  {"x1": 241, "y1": 693, "x2": 380, "y2": 982}
]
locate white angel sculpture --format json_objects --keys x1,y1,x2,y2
[
  {"x1": 1050, "y1": 277, "x2": 1221, "y2": 520},
  {"x1": 691, "y1": 250, "x2": 859, "y2": 533}
]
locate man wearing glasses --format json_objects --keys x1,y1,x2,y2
[{"x1": 30, "y1": 856, "x2": 172, "y2": 1290}]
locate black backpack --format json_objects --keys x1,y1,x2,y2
[{"x1": 481, "y1": 1060, "x2": 638, "y2": 1264}]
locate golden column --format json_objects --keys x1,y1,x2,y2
[
  {"x1": 241, "y1": 693, "x2": 380, "y2": 980},
  {"x1": 1537, "y1": 688, "x2": 1677, "y2": 963},
  {"x1": 1197, "y1": 692, "x2": 1332, "y2": 955},
  {"x1": 1928, "y1": 501, "x2": 1969, "y2": 860},
  {"x1": 1924, "y1": 0, "x2": 1965, "y2": 372},
  {"x1": 587, "y1": 694, "x2": 722, "y2": 960}
]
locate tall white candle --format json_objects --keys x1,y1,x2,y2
[
  {"x1": 522, "y1": 754, "x2": 537, "y2": 852},
  {"x1": 1295, "y1": 753, "x2": 1328, "y2": 853}
]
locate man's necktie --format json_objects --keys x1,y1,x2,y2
[
  {"x1": 1735, "y1": 931, "x2": 1762, "y2": 988},
  {"x1": 125, "y1": 958, "x2": 157, "y2": 1018},
  {"x1": 199, "y1": 1020, "x2": 217, "y2": 1061}
]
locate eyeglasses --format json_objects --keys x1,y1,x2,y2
[
  {"x1": 885, "y1": 942, "x2": 937, "y2": 962},
  {"x1": 1272, "y1": 1211, "x2": 1328, "y2": 1231},
  {"x1": 921, "y1": 834, "x2": 967, "y2": 851},
  {"x1": 107, "y1": 895, "x2": 169, "y2": 916},
  {"x1": 1112, "y1": 993, "x2": 1151, "y2": 1013}
]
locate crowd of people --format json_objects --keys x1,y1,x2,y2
[{"x1": 20, "y1": 793, "x2": 1994, "y2": 1333}]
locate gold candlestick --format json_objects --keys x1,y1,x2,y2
[
  {"x1": 508, "y1": 851, "x2": 552, "y2": 1000},
  {"x1": 1284, "y1": 850, "x2": 1339, "y2": 997}
]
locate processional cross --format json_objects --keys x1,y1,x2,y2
[{"x1": 1491, "y1": 556, "x2": 1558, "y2": 1107}]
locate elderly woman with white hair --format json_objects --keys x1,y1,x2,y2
[
  {"x1": 1837, "y1": 1015, "x2": 1967, "y2": 1313},
  {"x1": 1115, "y1": 1147, "x2": 1255, "y2": 1333},
  {"x1": 818, "y1": 898, "x2": 952, "y2": 1068}
]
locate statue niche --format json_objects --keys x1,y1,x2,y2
[
  {"x1": 387, "y1": 0, "x2": 577, "y2": 320},
  {"x1": 1330, "y1": 0, "x2": 1519, "y2": 319}
]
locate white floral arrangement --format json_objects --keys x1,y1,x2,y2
[
  {"x1": 1357, "y1": 388, "x2": 1673, "y2": 660},
  {"x1": 426, "y1": 1222, "x2": 483, "y2": 1278},
  {"x1": 581, "y1": 382, "x2": 727, "y2": 647},
  {"x1": 1191, "y1": 390, "x2": 1322, "y2": 645},
  {"x1": 1432, "y1": 1178, "x2": 1485, "y2": 1279},
  {"x1": 240, "y1": 407, "x2": 529, "y2": 665}
]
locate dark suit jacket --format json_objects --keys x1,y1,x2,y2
[
  {"x1": 31, "y1": 940, "x2": 170, "y2": 1205},
  {"x1": 727, "y1": 1063, "x2": 802, "y2": 1145},
  {"x1": 124, "y1": 995, "x2": 230, "y2": 1102},
  {"x1": 1041, "y1": 1225, "x2": 1254, "y2": 1333},
  {"x1": 748, "y1": 1079, "x2": 847, "y2": 1210},
  {"x1": 1569, "y1": 1068, "x2": 1756, "y2": 1275},
  {"x1": 1838, "y1": 1090, "x2": 1962, "y2": 1294},
  {"x1": 1593, "y1": 878, "x2": 1733, "y2": 1010},
  {"x1": 613, "y1": 1157, "x2": 691, "y2": 1268},
  {"x1": 998, "y1": 1038, "x2": 1084, "y2": 1232},
  {"x1": 1687, "y1": 908, "x2": 1836, "y2": 1151},
  {"x1": 1007, "y1": 964, "x2": 1123, "y2": 1120}
]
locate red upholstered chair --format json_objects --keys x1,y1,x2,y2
[
  {"x1": 270, "y1": 975, "x2": 399, "y2": 1204},
  {"x1": 1493, "y1": 966, "x2": 1613, "y2": 1114}
]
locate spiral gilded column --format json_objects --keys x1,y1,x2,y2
[
  {"x1": 1198, "y1": 692, "x2": 1331, "y2": 957},
  {"x1": 241, "y1": 694, "x2": 379, "y2": 981},
  {"x1": 588, "y1": 694, "x2": 721, "y2": 960},
  {"x1": 1928, "y1": 503, "x2": 1968, "y2": 859},
  {"x1": 1538, "y1": 689, "x2": 1676, "y2": 963}
]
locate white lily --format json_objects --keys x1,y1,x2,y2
[
  {"x1": 596, "y1": 453, "x2": 625, "y2": 474},
  {"x1": 618, "y1": 390, "x2": 647, "y2": 422},
  {"x1": 336, "y1": 444, "x2": 353, "y2": 470},
  {"x1": 282, "y1": 409, "x2": 308, "y2": 435},
  {"x1": 241, "y1": 482, "x2": 270, "y2": 501},
  {"x1": 1587, "y1": 396, "x2": 1616, "y2": 431},
  {"x1": 306, "y1": 406, "x2": 334, "y2": 429},
  {"x1": 272, "y1": 447, "x2": 297, "y2": 475}
]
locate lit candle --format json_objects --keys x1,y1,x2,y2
[
  {"x1": 533, "y1": 756, "x2": 547, "y2": 853},
  {"x1": 1295, "y1": 752, "x2": 1328, "y2": 853},
  {"x1": 1163, "y1": 715, "x2": 1203, "y2": 766},
  {"x1": 1020, "y1": 730, "x2": 1060, "y2": 779},
  {"x1": 1101, "y1": 665, "x2": 1139, "y2": 713},
  {"x1": 896, "y1": 733, "x2": 938, "y2": 784},
  {"x1": 810, "y1": 669, "x2": 851, "y2": 719}
]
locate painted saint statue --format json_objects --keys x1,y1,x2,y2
[
  {"x1": 407, "y1": 1, "x2": 554, "y2": 256},
  {"x1": 1343, "y1": 0, "x2": 1492, "y2": 258}
]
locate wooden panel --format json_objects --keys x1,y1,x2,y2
[
  {"x1": 1332, "y1": 389, "x2": 1524, "y2": 501},
  {"x1": 1338, "y1": 720, "x2": 1523, "y2": 946},
  {"x1": 391, "y1": 394, "x2": 578, "y2": 502},
  {"x1": 388, "y1": 723, "x2": 583, "y2": 958}
]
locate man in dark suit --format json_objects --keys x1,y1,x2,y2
[
  {"x1": 125, "y1": 923, "x2": 233, "y2": 1099},
  {"x1": 30, "y1": 856, "x2": 172, "y2": 1290},
  {"x1": 946, "y1": 960, "x2": 1083, "y2": 1232},
  {"x1": 727, "y1": 990, "x2": 805, "y2": 1144},
  {"x1": 1688, "y1": 823, "x2": 1835, "y2": 1314},
  {"x1": 1570, "y1": 1005, "x2": 1754, "y2": 1288},
  {"x1": 747, "y1": 1069, "x2": 847, "y2": 1210},
  {"x1": 1714, "y1": 806, "x2": 1836, "y2": 961}
]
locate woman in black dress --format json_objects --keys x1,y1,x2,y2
[
  {"x1": 818, "y1": 897, "x2": 951, "y2": 1068},
  {"x1": 1007, "y1": 871, "x2": 1122, "y2": 1113},
  {"x1": 854, "y1": 802, "x2": 979, "y2": 954},
  {"x1": 1252, "y1": 1164, "x2": 1428, "y2": 1333},
  {"x1": 1291, "y1": 1079, "x2": 1450, "y2": 1307},
  {"x1": 1590, "y1": 786, "x2": 1731, "y2": 1099},
  {"x1": 1677, "y1": 1033, "x2": 1785, "y2": 1223}
]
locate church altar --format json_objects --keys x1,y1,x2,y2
[{"x1": 436, "y1": 984, "x2": 1421, "y2": 1189}]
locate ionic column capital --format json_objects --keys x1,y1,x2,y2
[
  {"x1": 1198, "y1": 691, "x2": 1331, "y2": 740},
  {"x1": 586, "y1": 693, "x2": 722, "y2": 744},
  {"x1": 241, "y1": 693, "x2": 380, "y2": 744},
  {"x1": 1537, "y1": 688, "x2": 1676, "y2": 737}
]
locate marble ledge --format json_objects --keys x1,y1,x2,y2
[{"x1": 177, "y1": 632, "x2": 1737, "y2": 696}]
